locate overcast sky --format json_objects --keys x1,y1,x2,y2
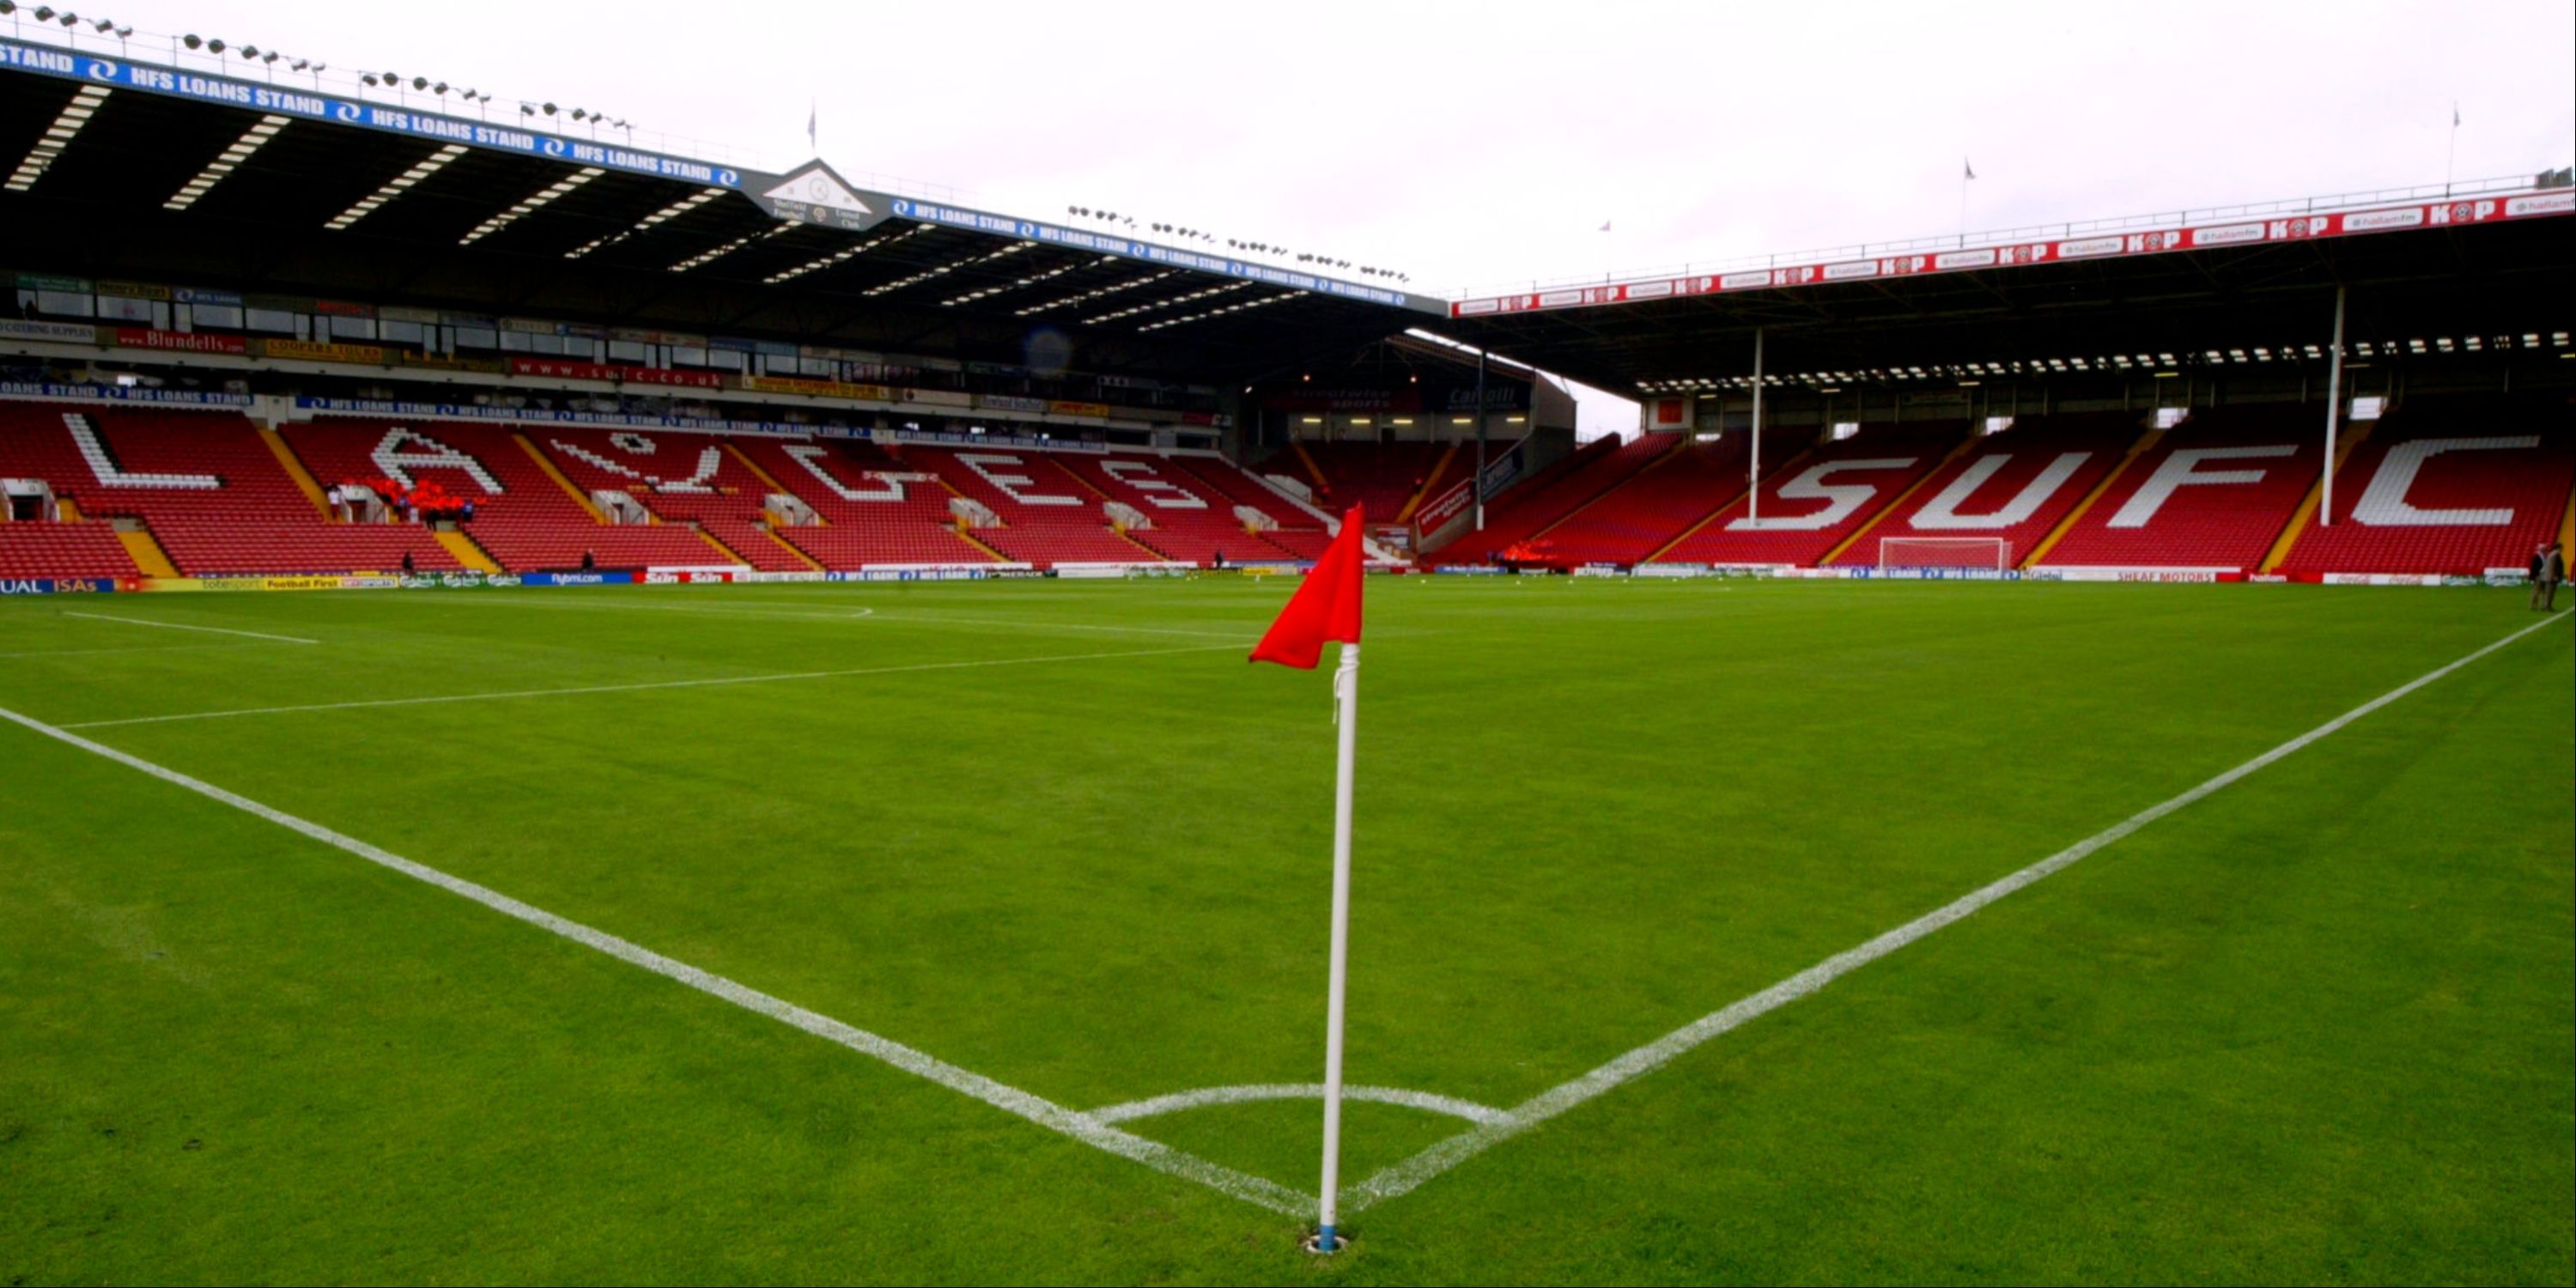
[{"x1": 52, "y1": 0, "x2": 2576, "y2": 434}]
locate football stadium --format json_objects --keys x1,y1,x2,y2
[{"x1": 2, "y1": 4, "x2": 2571, "y2": 1283}]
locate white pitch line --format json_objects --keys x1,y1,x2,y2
[
  {"x1": 1091, "y1": 1083, "x2": 1509, "y2": 1127},
  {"x1": 0, "y1": 701, "x2": 1310, "y2": 1218},
  {"x1": 0, "y1": 641, "x2": 271, "y2": 660},
  {"x1": 867, "y1": 612, "x2": 1254, "y2": 641},
  {"x1": 61, "y1": 610, "x2": 318, "y2": 645},
  {"x1": 60, "y1": 641, "x2": 1247, "y2": 730},
  {"x1": 410, "y1": 597, "x2": 882, "y2": 623},
  {"x1": 386, "y1": 594, "x2": 1256, "y2": 640},
  {"x1": 1343, "y1": 611, "x2": 2573, "y2": 1212}
]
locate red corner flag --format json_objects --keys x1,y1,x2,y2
[{"x1": 1249, "y1": 507, "x2": 1365, "y2": 669}]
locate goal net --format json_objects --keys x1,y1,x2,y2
[{"x1": 1878, "y1": 536, "x2": 2008, "y2": 569}]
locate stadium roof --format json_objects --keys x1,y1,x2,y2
[
  {"x1": 0, "y1": 33, "x2": 1440, "y2": 388},
  {"x1": 1431, "y1": 180, "x2": 2575, "y2": 395}
]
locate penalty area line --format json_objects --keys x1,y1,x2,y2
[
  {"x1": 61, "y1": 610, "x2": 318, "y2": 645},
  {"x1": 1344, "y1": 610, "x2": 2573, "y2": 1212},
  {"x1": 0, "y1": 701, "x2": 1311, "y2": 1218}
]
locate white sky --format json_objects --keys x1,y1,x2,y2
[{"x1": 53, "y1": 0, "x2": 2576, "y2": 435}]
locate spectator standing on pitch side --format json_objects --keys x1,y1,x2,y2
[{"x1": 2531, "y1": 540, "x2": 2564, "y2": 611}]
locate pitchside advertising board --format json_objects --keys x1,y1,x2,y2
[{"x1": 1455, "y1": 191, "x2": 2576, "y2": 318}]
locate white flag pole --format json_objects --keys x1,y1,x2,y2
[{"x1": 1313, "y1": 640, "x2": 1362, "y2": 1253}]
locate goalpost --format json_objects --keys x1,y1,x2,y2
[{"x1": 1878, "y1": 536, "x2": 2009, "y2": 569}]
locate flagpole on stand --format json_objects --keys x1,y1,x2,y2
[
  {"x1": 2445, "y1": 102, "x2": 2459, "y2": 195},
  {"x1": 1314, "y1": 637, "x2": 1361, "y2": 1254}
]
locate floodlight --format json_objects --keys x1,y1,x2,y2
[
  {"x1": 92, "y1": 16, "x2": 110, "y2": 30},
  {"x1": 183, "y1": 32, "x2": 201, "y2": 46},
  {"x1": 0, "y1": 4, "x2": 17, "y2": 15},
  {"x1": 206, "y1": 38, "x2": 224, "y2": 52},
  {"x1": 32, "y1": 6, "x2": 54, "y2": 20}
]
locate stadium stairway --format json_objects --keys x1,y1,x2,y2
[
  {"x1": 1507, "y1": 434, "x2": 1686, "y2": 554},
  {"x1": 1422, "y1": 434, "x2": 1624, "y2": 563},
  {"x1": 1815, "y1": 431, "x2": 1985, "y2": 566},
  {"x1": 726, "y1": 436, "x2": 996, "y2": 569},
  {"x1": 2032, "y1": 408, "x2": 2323, "y2": 573},
  {"x1": 0, "y1": 408, "x2": 459, "y2": 576},
  {"x1": 434, "y1": 530, "x2": 504, "y2": 574},
  {"x1": 257, "y1": 427, "x2": 334, "y2": 518},
  {"x1": 115, "y1": 525, "x2": 179, "y2": 576},
  {"x1": 2257, "y1": 422, "x2": 2374, "y2": 573},
  {"x1": 2018, "y1": 425, "x2": 2166, "y2": 568},
  {"x1": 1824, "y1": 414, "x2": 2147, "y2": 570},
  {"x1": 2270, "y1": 405, "x2": 2576, "y2": 576},
  {"x1": 1396, "y1": 442, "x2": 1462, "y2": 523}
]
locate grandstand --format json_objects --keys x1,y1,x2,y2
[
  {"x1": 0, "y1": 38, "x2": 2562, "y2": 586},
  {"x1": 1, "y1": 11, "x2": 2572, "y2": 1286}
]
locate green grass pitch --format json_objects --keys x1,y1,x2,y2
[{"x1": 2, "y1": 577, "x2": 2569, "y2": 1285}]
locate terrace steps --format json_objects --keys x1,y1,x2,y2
[
  {"x1": 115, "y1": 526, "x2": 179, "y2": 577},
  {"x1": 258, "y1": 427, "x2": 333, "y2": 519},
  {"x1": 2019, "y1": 427, "x2": 2162, "y2": 568},
  {"x1": 434, "y1": 530, "x2": 503, "y2": 574},
  {"x1": 1819, "y1": 431, "x2": 1984, "y2": 568},
  {"x1": 515, "y1": 432, "x2": 608, "y2": 521},
  {"x1": 2260, "y1": 422, "x2": 2374, "y2": 573}
]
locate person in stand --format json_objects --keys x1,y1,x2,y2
[
  {"x1": 400, "y1": 550, "x2": 415, "y2": 576},
  {"x1": 2532, "y1": 540, "x2": 2565, "y2": 612},
  {"x1": 1213, "y1": 548, "x2": 1227, "y2": 570},
  {"x1": 580, "y1": 549, "x2": 596, "y2": 572}
]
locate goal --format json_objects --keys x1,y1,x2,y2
[{"x1": 1878, "y1": 537, "x2": 2009, "y2": 569}]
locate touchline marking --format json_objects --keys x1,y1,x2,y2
[
  {"x1": 60, "y1": 642, "x2": 1246, "y2": 730},
  {"x1": 0, "y1": 701, "x2": 1310, "y2": 1218},
  {"x1": 410, "y1": 597, "x2": 881, "y2": 623},
  {"x1": 1091, "y1": 1084, "x2": 1508, "y2": 1127},
  {"x1": 1341, "y1": 611, "x2": 2572, "y2": 1212},
  {"x1": 61, "y1": 611, "x2": 318, "y2": 645},
  {"x1": 0, "y1": 641, "x2": 271, "y2": 660}
]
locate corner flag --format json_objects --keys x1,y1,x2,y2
[
  {"x1": 1249, "y1": 506, "x2": 1365, "y2": 669},
  {"x1": 1250, "y1": 506, "x2": 1368, "y2": 1254}
]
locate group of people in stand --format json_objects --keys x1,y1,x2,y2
[{"x1": 346, "y1": 476, "x2": 475, "y2": 525}]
